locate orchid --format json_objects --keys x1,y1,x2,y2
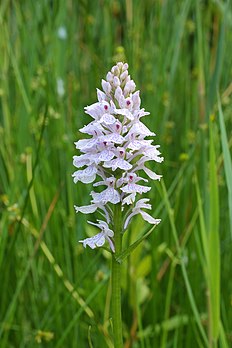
[
  {"x1": 73, "y1": 62, "x2": 163, "y2": 253},
  {"x1": 73, "y1": 62, "x2": 163, "y2": 348}
]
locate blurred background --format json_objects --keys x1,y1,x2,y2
[{"x1": 0, "y1": 0, "x2": 232, "y2": 347}]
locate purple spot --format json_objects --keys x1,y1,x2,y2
[
  {"x1": 126, "y1": 100, "x2": 131, "y2": 106},
  {"x1": 104, "y1": 105, "x2": 108, "y2": 110}
]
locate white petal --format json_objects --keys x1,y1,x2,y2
[
  {"x1": 113, "y1": 76, "x2": 120, "y2": 87},
  {"x1": 120, "y1": 70, "x2": 128, "y2": 80},
  {"x1": 122, "y1": 193, "x2": 136, "y2": 205},
  {"x1": 106, "y1": 229, "x2": 114, "y2": 238},
  {"x1": 85, "y1": 102, "x2": 103, "y2": 119},
  {"x1": 143, "y1": 166, "x2": 162, "y2": 181},
  {"x1": 93, "y1": 180, "x2": 106, "y2": 187},
  {"x1": 127, "y1": 139, "x2": 152, "y2": 151},
  {"x1": 95, "y1": 234, "x2": 106, "y2": 247},
  {"x1": 107, "y1": 188, "x2": 121, "y2": 204},
  {"x1": 99, "y1": 114, "x2": 116, "y2": 125},
  {"x1": 91, "y1": 187, "x2": 120, "y2": 204},
  {"x1": 104, "y1": 158, "x2": 132, "y2": 171},
  {"x1": 88, "y1": 220, "x2": 114, "y2": 237},
  {"x1": 140, "y1": 211, "x2": 161, "y2": 225},
  {"x1": 133, "y1": 198, "x2": 151, "y2": 210},
  {"x1": 124, "y1": 80, "x2": 136, "y2": 95},
  {"x1": 79, "y1": 232, "x2": 105, "y2": 249},
  {"x1": 72, "y1": 165, "x2": 97, "y2": 184},
  {"x1": 114, "y1": 108, "x2": 134, "y2": 120},
  {"x1": 106, "y1": 72, "x2": 114, "y2": 82},
  {"x1": 75, "y1": 138, "x2": 98, "y2": 151},
  {"x1": 73, "y1": 154, "x2": 91, "y2": 168},
  {"x1": 121, "y1": 184, "x2": 151, "y2": 194},
  {"x1": 79, "y1": 237, "x2": 96, "y2": 249},
  {"x1": 130, "y1": 122, "x2": 155, "y2": 136},
  {"x1": 79, "y1": 123, "x2": 103, "y2": 135},
  {"x1": 74, "y1": 204, "x2": 98, "y2": 214},
  {"x1": 132, "y1": 91, "x2": 141, "y2": 109},
  {"x1": 96, "y1": 88, "x2": 106, "y2": 102},
  {"x1": 100, "y1": 133, "x2": 124, "y2": 144},
  {"x1": 114, "y1": 86, "x2": 123, "y2": 103},
  {"x1": 74, "y1": 139, "x2": 90, "y2": 149},
  {"x1": 102, "y1": 79, "x2": 111, "y2": 94},
  {"x1": 98, "y1": 150, "x2": 115, "y2": 162},
  {"x1": 106, "y1": 236, "x2": 115, "y2": 252},
  {"x1": 124, "y1": 212, "x2": 135, "y2": 230}
]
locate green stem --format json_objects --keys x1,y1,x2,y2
[{"x1": 111, "y1": 203, "x2": 123, "y2": 348}]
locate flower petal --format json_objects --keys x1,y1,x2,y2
[
  {"x1": 143, "y1": 166, "x2": 162, "y2": 181},
  {"x1": 91, "y1": 187, "x2": 120, "y2": 204},
  {"x1": 79, "y1": 232, "x2": 105, "y2": 249},
  {"x1": 129, "y1": 122, "x2": 155, "y2": 136},
  {"x1": 99, "y1": 114, "x2": 116, "y2": 125},
  {"x1": 96, "y1": 88, "x2": 106, "y2": 102},
  {"x1": 122, "y1": 193, "x2": 136, "y2": 205},
  {"x1": 100, "y1": 133, "x2": 124, "y2": 144},
  {"x1": 103, "y1": 158, "x2": 132, "y2": 171},
  {"x1": 140, "y1": 211, "x2": 161, "y2": 225},
  {"x1": 121, "y1": 184, "x2": 151, "y2": 194},
  {"x1": 98, "y1": 150, "x2": 115, "y2": 162},
  {"x1": 74, "y1": 203, "x2": 99, "y2": 214},
  {"x1": 72, "y1": 165, "x2": 97, "y2": 184}
]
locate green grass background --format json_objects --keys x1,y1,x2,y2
[{"x1": 0, "y1": 0, "x2": 232, "y2": 347}]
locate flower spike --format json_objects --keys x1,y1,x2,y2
[{"x1": 73, "y1": 62, "x2": 163, "y2": 251}]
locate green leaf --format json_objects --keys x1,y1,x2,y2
[
  {"x1": 115, "y1": 224, "x2": 158, "y2": 263},
  {"x1": 208, "y1": 119, "x2": 220, "y2": 342},
  {"x1": 218, "y1": 97, "x2": 232, "y2": 238}
]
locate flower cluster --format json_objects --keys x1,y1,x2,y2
[{"x1": 73, "y1": 62, "x2": 163, "y2": 252}]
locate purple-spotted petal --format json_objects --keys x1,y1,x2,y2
[{"x1": 121, "y1": 183, "x2": 151, "y2": 194}]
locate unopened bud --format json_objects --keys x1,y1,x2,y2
[{"x1": 101, "y1": 79, "x2": 111, "y2": 94}]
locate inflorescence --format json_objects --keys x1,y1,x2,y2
[{"x1": 73, "y1": 62, "x2": 163, "y2": 252}]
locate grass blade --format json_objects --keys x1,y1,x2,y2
[
  {"x1": 208, "y1": 119, "x2": 220, "y2": 344},
  {"x1": 218, "y1": 97, "x2": 232, "y2": 238}
]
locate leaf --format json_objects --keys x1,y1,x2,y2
[
  {"x1": 208, "y1": 119, "x2": 220, "y2": 342},
  {"x1": 218, "y1": 96, "x2": 232, "y2": 238},
  {"x1": 115, "y1": 224, "x2": 158, "y2": 263}
]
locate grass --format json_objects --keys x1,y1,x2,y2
[{"x1": 0, "y1": 0, "x2": 232, "y2": 347}]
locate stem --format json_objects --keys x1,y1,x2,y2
[{"x1": 111, "y1": 203, "x2": 123, "y2": 348}]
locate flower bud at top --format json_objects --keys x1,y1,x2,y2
[
  {"x1": 124, "y1": 80, "x2": 136, "y2": 96},
  {"x1": 120, "y1": 70, "x2": 128, "y2": 81},
  {"x1": 111, "y1": 65, "x2": 120, "y2": 76},
  {"x1": 113, "y1": 76, "x2": 120, "y2": 87},
  {"x1": 117, "y1": 62, "x2": 124, "y2": 69},
  {"x1": 114, "y1": 86, "x2": 123, "y2": 103},
  {"x1": 102, "y1": 79, "x2": 112, "y2": 94},
  {"x1": 122, "y1": 63, "x2": 129, "y2": 71},
  {"x1": 106, "y1": 72, "x2": 114, "y2": 82},
  {"x1": 132, "y1": 91, "x2": 141, "y2": 109}
]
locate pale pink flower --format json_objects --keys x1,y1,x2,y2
[{"x1": 73, "y1": 62, "x2": 163, "y2": 252}]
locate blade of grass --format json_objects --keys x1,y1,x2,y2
[
  {"x1": 208, "y1": 118, "x2": 220, "y2": 344},
  {"x1": 161, "y1": 180, "x2": 208, "y2": 346},
  {"x1": 55, "y1": 274, "x2": 110, "y2": 348},
  {"x1": 218, "y1": 96, "x2": 232, "y2": 238}
]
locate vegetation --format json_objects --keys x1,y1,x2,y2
[{"x1": 0, "y1": 0, "x2": 232, "y2": 347}]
